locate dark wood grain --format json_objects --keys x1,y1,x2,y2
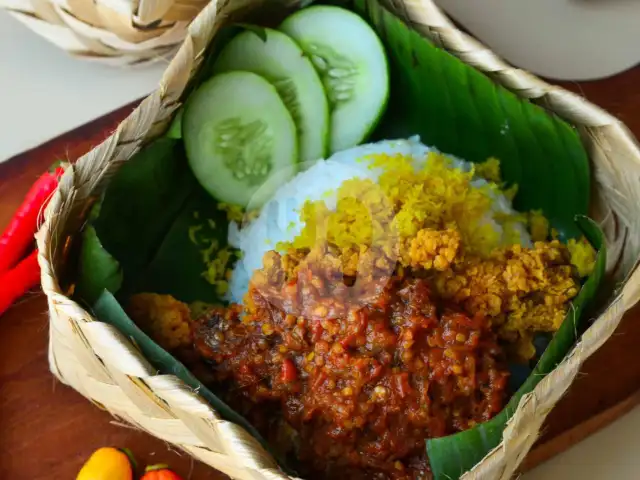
[
  {"x1": 0, "y1": 295, "x2": 223, "y2": 480},
  {"x1": 1, "y1": 68, "x2": 639, "y2": 479}
]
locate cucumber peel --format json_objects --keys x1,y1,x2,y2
[{"x1": 280, "y1": 5, "x2": 389, "y2": 153}]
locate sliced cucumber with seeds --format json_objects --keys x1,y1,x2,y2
[
  {"x1": 183, "y1": 71, "x2": 298, "y2": 207},
  {"x1": 280, "y1": 5, "x2": 389, "y2": 153},
  {"x1": 213, "y1": 27, "x2": 329, "y2": 164}
]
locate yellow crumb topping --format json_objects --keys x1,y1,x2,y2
[
  {"x1": 281, "y1": 152, "x2": 523, "y2": 263},
  {"x1": 372, "y1": 152, "x2": 501, "y2": 256},
  {"x1": 506, "y1": 332, "x2": 537, "y2": 364},
  {"x1": 218, "y1": 203, "x2": 259, "y2": 224},
  {"x1": 202, "y1": 246, "x2": 234, "y2": 296},
  {"x1": 568, "y1": 236, "x2": 597, "y2": 277},
  {"x1": 218, "y1": 203, "x2": 245, "y2": 223},
  {"x1": 474, "y1": 157, "x2": 502, "y2": 183},
  {"x1": 190, "y1": 213, "x2": 237, "y2": 296},
  {"x1": 529, "y1": 210, "x2": 550, "y2": 242},
  {"x1": 409, "y1": 227, "x2": 460, "y2": 271},
  {"x1": 433, "y1": 239, "x2": 583, "y2": 360},
  {"x1": 127, "y1": 293, "x2": 191, "y2": 350},
  {"x1": 435, "y1": 240, "x2": 578, "y2": 328},
  {"x1": 503, "y1": 184, "x2": 519, "y2": 202}
]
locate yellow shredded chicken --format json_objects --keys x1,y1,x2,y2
[
  {"x1": 433, "y1": 240, "x2": 580, "y2": 359},
  {"x1": 474, "y1": 157, "x2": 502, "y2": 183},
  {"x1": 189, "y1": 212, "x2": 237, "y2": 296},
  {"x1": 218, "y1": 203, "x2": 245, "y2": 223},
  {"x1": 280, "y1": 152, "x2": 522, "y2": 263},
  {"x1": 568, "y1": 237, "x2": 597, "y2": 277},
  {"x1": 127, "y1": 293, "x2": 191, "y2": 351},
  {"x1": 409, "y1": 227, "x2": 460, "y2": 271},
  {"x1": 218, "y1": 203, "x2": 259, "y2": 223},
  {"x1": 435, "y1": 240, "x2": 578, "y2": 328},
  {"x1": 201, "y1": 247, "x2": 234, "y2": 296},
  {"x1": 529, "y1": 210, "x2": 550, "y2": 242}
]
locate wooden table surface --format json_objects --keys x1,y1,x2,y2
[{"x1": 1, "y1": 68, "x2": 640, "y2": 479}]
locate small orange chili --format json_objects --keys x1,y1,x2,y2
[
  {"x1": 141, "y1": 464, "x2": 184, "y2": 480},
  {"x1": 281, "y1": 358, "x2": 297, "y2": 383},
  {"x1": 76, "y1": 447, "x2": 134, "y2": 480}
]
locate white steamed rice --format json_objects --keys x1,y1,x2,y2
[{"x1": 227, "y1": 136, "x2": 530, "y2": 303}]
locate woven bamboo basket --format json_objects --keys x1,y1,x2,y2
[
  {"x1": 0, "y1": 0, "x2": 208, "y2": 65},
  {"x1": 37, "y1": 0, "x2": 640, "y2": 478}
]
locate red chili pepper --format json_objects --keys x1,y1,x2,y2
[
  {"x1": 0, "y1": 166, "x2": 63, "y2": 274},
  {"x1": 311, "y1": 320, "x2": 324, "y2": 342},
  {"x1": 368, "y1": 362, "x2": 383, "y2": 382},
  {"x1": 393, "y1": 372, "x2": 413, "y2": 398},
  {"x1": 281, "y1": 358, "x2": 297, "y2": 383},
  {"x1": 0, "y1": 250, "x2": 40, "y2": 316},
  {"x1": 340, "y1": 333, "x2": 356, "y2": 348},
  {"x1": 141, "y1": 464, "x2": 184, "y2": 480},
  {"x1": 311, "y1": 371, "x2": 327, "y2": 391}
]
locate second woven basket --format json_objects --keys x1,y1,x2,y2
[
  {"x1": 37, "y1": 0, "x2": 640, "y2": 478},
  {"x1": 0, "y1": 0, "x2": 209, "y2": 65}
]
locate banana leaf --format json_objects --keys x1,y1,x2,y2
[
  {"x1": 165, "y1": 108, "x2": 183, "y2": 139},
  {"x1": 76, "y1": 225, "x2": 123, "y2": 305},
  {"x1": 77, "y1": 138, "x2": 230, "y2": 306},
  {"x1": 134, "y1": 186, "x2": 232, "y2": 303},
  {"x1": 92, "y1": 138, "x2": 194, "y2": 286}
]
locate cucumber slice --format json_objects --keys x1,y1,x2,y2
[
  {"x1": 213, "y1": 27, "x2": 329, "y2": 164},
  {"x1": 280, "y1": 6, "x2": 389, "y2": 153},
  {"x1": 183, "y1": 71, "x2": 298, "y2": 207}
]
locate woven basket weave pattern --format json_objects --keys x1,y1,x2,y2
[
  {"x1": 0, "y1": 0, "x2": 209, "y2": 65},
  {"x1": 37, "y1": 0, "x2": 640, "y2": 478}
]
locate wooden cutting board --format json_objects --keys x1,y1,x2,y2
[{"x1": 1, "y1": 68, "x2": 640, "y2": 479}]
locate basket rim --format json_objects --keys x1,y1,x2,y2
[
  {"x1": 36, "y1": 0, "x2": 640, "y2": 479},
  {"x1": 0, "y1": 0, "x2": 210, "y2": 65}
]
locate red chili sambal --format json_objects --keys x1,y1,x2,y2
[{"x1": 193, "y1": 249, "x2": 509, "y2": 479}]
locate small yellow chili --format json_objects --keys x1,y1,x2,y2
[{"x1": 76, "y1": 447, "x2": 134, "y2": 480}]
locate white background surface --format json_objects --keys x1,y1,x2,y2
[
  {"x1": 435, "y1": 0, "x2": 640, "y2": 81},
  {"x1": 1, "y1": 8, "x2": 639, "y2": 480},
  {"x1": 0, "y1": 10, "x2": 165, "y2": 163}
]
